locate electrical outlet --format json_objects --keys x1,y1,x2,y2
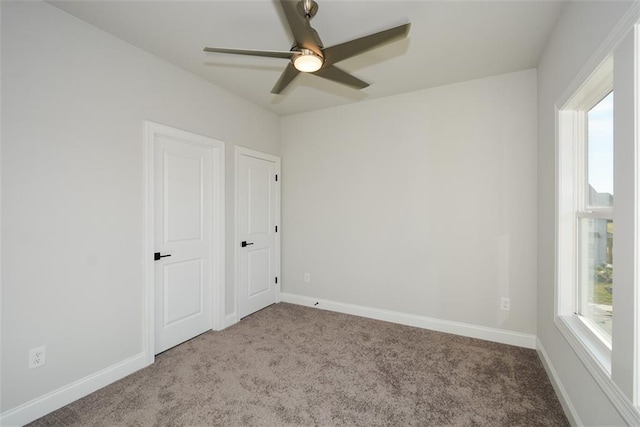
[
  {"x1": 500, "y1": 297, "x2": 511, "y2": 311},
  {"x1": 303, "y1": 273, "x2": 311, "y2": 284},
  {"x1": 29, "y1": 346, "x2": 46, "y2": 369}
]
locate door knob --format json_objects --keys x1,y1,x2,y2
[
  {"x1": 241, "y1": 241, "x2": 254, "y2": 247},
  {"x1": 154, "y1": 252, "x2": 172, "y2": 261}
]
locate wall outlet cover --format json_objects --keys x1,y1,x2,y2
[{"x1": 29, "y1": 346, "x2": 46, "y2": 369}]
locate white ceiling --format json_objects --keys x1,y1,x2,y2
[{"x1": 49, "y1": 0, "x2": 564, "y2": 116}]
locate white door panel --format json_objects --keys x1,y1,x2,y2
[
  {"x1": 248, "y1": 167, "x2": 271, "y2": 234},
  {"x1": 153, "y1": 132, "x2": 213, "y2": 354},
  {"x1": 164, "y1": 151, "x2": 203, "y2": 242},
  {"x1": 163, "y1": 258, "x2": 203, "y2": 326},
  {"x1": 237, "y1": 148, "x2": 280, "y2": 319},
  {"x1": 248, "y1": 248, "x2": 271, "y2": 296}
]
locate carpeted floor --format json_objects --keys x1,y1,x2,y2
[{"x1": 29, "y1": 303, "x2": 568, "y2": 426}]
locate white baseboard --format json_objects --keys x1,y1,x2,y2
[
  {"x1": 536, "y1": 339, "x2": 581, "y2": 426},
  {"x1": 0, "y1": 353, "x2": 146, "y2": 427},
  {"x1": 280, "y1": 293, "x2": 537, "y2": 349},
  {"x1": 224, "y1": 312, "x2": 237, "y2": 328}
]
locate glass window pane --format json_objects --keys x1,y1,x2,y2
[
  {"x1": 578, "y1": 218, "x2": 613, "y2": 341},
  {"x1": 587, "y1": 91, "x2": 614, "y2": 208}
]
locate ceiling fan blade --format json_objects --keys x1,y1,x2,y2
[
  {"x1": 313, "y1": 65, "x2": 369, "y2": 90},
  {"x1": 278, "y1": 0, "x2": 323, "y2": 52},
  {"x1": 271, "y1": 63, "x2": 300, "y2": 94},
  {"x1": 323, "y1": 23, "x2": 411, "y2": 65},
  {"x1": 203, "y1": 47, "x2": 294, "y2": 59}
]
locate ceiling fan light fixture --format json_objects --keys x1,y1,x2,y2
[{"x1": 293, "y1": 49, "x2": 323, "y2": 72}]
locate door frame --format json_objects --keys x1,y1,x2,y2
[
  {"x1": 143, "y1": 121, "x2": 225, "y2": 366},
  {"x1": 234, "y1": 146, "x2": 281, "y2": 322}
]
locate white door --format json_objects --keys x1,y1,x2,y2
[
  {"x1": 236, "y1": 148, "x2": 280, "y2": 319},
  {"x1": 150, "y1": 124, "x2": 224, "y2": 355}
]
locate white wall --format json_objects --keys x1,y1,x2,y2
[
  {"x1": 536, "y1": 1, "x2": 635, "y2": 425},
  {"x1": 281, "y1": 69, "x2": 538, "y2": 335},
  {"x1": 1, "y1": 0, "x2": 279, "y2": 414}
]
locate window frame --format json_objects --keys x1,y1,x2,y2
[
  {"x1": 554, "y1": 12, "x2": 640, "y2": 422},
  {"x1": 556, "y1": 56, "x2": 614, "y2": 374}
]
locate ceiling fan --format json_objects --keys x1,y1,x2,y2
[{"x1": 203, "y1": 0, "x2": 410, "y2": 94}]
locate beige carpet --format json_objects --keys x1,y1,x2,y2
[{"x1": 29, "y1": 303, "x2": 568, "y2": 426}]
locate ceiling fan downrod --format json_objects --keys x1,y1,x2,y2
[{"x1": 299, "y1": 0, "x2": 318, "y2": 19}]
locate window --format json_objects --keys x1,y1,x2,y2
[
  {"x1": 556, "y1": 21, "x2": 640, "y2": 422},
  {"x1": 578, "y1": 91, "x2": 614, "y2": 345},
  {"x1": 557, "y1": 56, "x2": 614, "y2": 370}
]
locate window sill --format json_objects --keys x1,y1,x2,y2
[
  {"x1": 555, "y1": 315, "x2": 640, "y2": 425},
  {"x1": 556, "y1": 314, "x2": 611, "y2": 375}
]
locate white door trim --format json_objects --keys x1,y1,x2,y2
[
  {"x1": 143, "y1": 121, "x2": 225, "y2": 366},
  {"x1": 234, "y1": 146, "x2": 281, "y2": 321}
]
